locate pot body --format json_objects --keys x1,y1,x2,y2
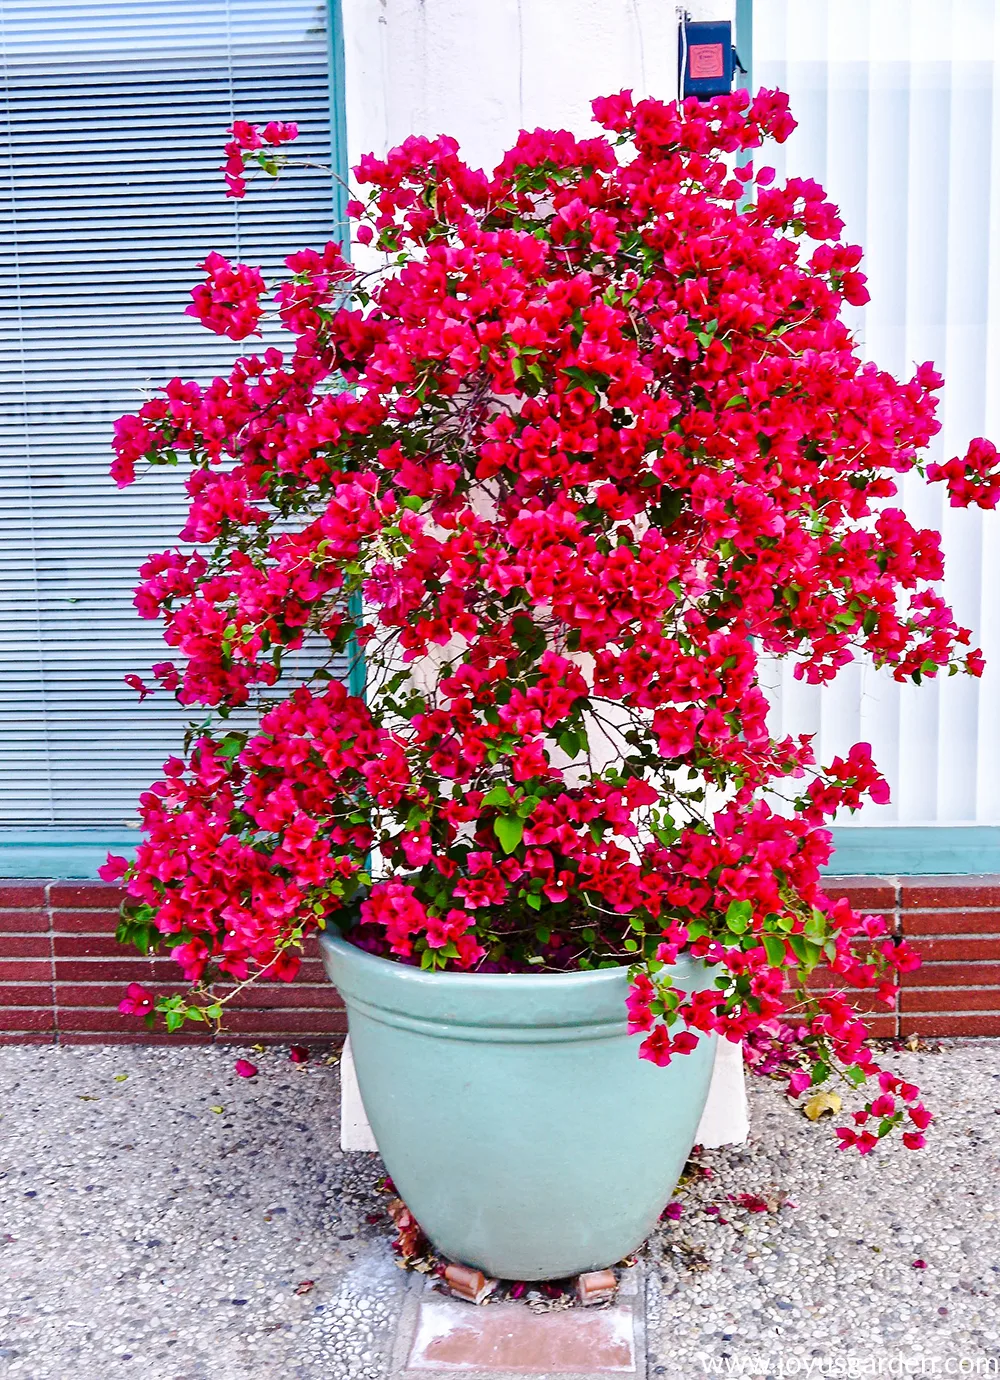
[{"x1": 319, "y1": 930, "x2": 716, "y2": 1280}]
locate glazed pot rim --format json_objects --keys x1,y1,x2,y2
[
  {"x1": 318, "y1": 927, "x2": 711, "y2": 1035},
  {"x1": 321, "y1": 923, "x2": 634, "y2": 981}
]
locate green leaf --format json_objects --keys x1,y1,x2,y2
[
  {"x1": 400, "y1": 494, "x2": 423, "y2": 511},
  {"x1": 494, "y1": 815, "x2": 524, "y2": 854},
  {"x1": 558, "y1": 729, "x2": 581, "y2": 759},
  {"x1": 787, "y1": 933, "x2": 822, "y2": 970},
  {"x1": 651, "y1": 488, "x2": 683, "y2": 528},
  {"x1": 762, "y1": 934, "x2": 787, "y2": 967},
  {"x1": 218, "y1": 733, "x2": 245, "y2": 759},
  {"x1": 725, "y1": 900, "x2": 752, "y2": 934},
  {"x1": 482, "y1": 785, "x2": 512, "y2": 808},
  {"x1": 804, "y1": 911, "x2": 827, "y2": 942},
  {"x1": 562, "y1": 365, "x2": 603, "y2": 396}
]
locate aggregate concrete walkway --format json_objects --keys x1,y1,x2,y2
[{"x1": 0, "y1": 1041, "x2": 997, "y2": 1379}]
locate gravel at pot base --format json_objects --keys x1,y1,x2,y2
[
  {"x1": 0, "y1": 1044, "x2": 404, "y2": 1380},
  {"x1": 0, "y1": 1042, "x2": 997, "y2": 1380},
  {"x1": 646, "y1": 1040, "x2": 1000, "y2": 1380}
]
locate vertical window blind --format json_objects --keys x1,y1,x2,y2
[
  {"x1": 0, "y1": 1, "x2": 336, "y2": 829},
  {"x1": 756, "y1": 0, "x2": 1000, "y2": 827}
]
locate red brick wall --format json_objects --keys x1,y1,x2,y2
[
  {"x1": 2, "y1": 876, "x2": 999, "y2": 1043},
  {"x1": 825, "y1": 875, "x2": 1000, "y2": 1039},
  {"x1": 0, "y1": 880, "x2": 346, "y2": 1045}
]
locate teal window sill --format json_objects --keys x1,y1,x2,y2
[
  {"x1": 0, "y1": 831, "x2": 138, "y2": 881},
  {"x1": 823, "y1": 826, "x2": 1000, "y2": 877},
  {"x1": 3, "y1": 827, "x2": 1000, "y2": 881}
]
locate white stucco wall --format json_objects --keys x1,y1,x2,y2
[{"x1": 342, "y1": 0, "x2": 736, "y2": 176}]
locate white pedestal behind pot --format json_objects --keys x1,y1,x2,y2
[{"x1": 339, "y1": 1031, "x2": 749, "y2": 1152}]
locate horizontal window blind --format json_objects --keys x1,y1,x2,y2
[
  {"x1": 0, "y1": 1, "x2": 342, "y2": 827},
  {"x1": 756, "y1": 0, "x2": 1000, "y2": 826}
]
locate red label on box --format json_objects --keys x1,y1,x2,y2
[{"x1": 689, "y1": 43, "x2": 725, "y2": 79}]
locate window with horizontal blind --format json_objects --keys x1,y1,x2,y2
[{"x1": 0, "y1": 0, "x2": 343, "y2": 836}]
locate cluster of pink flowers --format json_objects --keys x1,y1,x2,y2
[
  {"x1": 186, "y1": 251, "x2": 266, "y2": 341},
  {"x1": 221, "y1": 118, "x2": 299, "y2": 199},
  {"x1": 107, "y1": 87, "x2": 1000, "y2": 1149}
]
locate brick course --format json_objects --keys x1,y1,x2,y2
[
  {"x1": 2, "y1": 875, "x2": 1000, "y2": 1043},
  {"x1": 0, "y1": 879, "x2": 346, "y2": 1045},
  {"x1": 825, "y1": 874, "x2": 1000, "y2": 1038}
]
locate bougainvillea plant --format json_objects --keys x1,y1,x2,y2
[{"x1": 105, "y1": 91, "x2": 1000, "y2": 1154}]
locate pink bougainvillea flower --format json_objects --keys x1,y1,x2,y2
[
  {"x1": 660, "y1": 1201, "x2": 684, "y2": 1221},
  {"x1": 289, "y1": 1045, "x2": 310, "y2": 1064},
  {"x1": 220, "y1": 118, "x2": 299, "y2": 198},
  {"x1": 118, "y1": 982, "x2": 153, "y2": 1017},
  {"x1": 124, "y1": 673, "x2": 151, "y2": 702},
  {"x1": 185, "y1": 252, "x2": 265, "y2": 340},
  {"x1": 99, "y1": 853, "x2": 129, "y2": 883},
  {"x1": 234, "y1": 1059, "x2": 258, "y2": 1079},
  {"x1": 731, "y1": 1193, "x2": 770, "y2": 1213},
  {"x1": 638, "y1": 1026, "x2": 675, "y2": 1067}
]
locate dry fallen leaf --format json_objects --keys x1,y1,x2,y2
[
  {"x1": 210, "y1": 1105, "x2": 224, "y2": 1114},
  {"x1": 293, "y1": 1280, "x2": 315, "y2": 1296},
  {"x1": 803, "y1": 1091, "x2": 842, "y2": 1121},
  {"x1": 387, "y1": 1197, "x2": 427, "y2": 1261},
  {"x1": 114, "y1": 1074, "x2": 128, "y2": 1083}
]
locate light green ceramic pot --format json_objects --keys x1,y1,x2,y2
[{"x1": 319, "y1": 929, "x2": 717, "y2": 1281}]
